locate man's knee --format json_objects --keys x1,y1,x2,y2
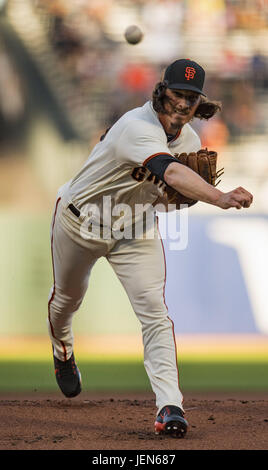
[{"x1": 49, "y1": 288, "x2": 84, "y2": 315}]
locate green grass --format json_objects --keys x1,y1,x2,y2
[
  {"x1": 0, "y1": 360, "x2": 268, "y2": 393},
  {"x1": 179, "y1": 361, "x2": 268, "y2": 391}
]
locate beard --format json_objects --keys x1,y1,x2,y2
[
  {"x1": 165, "y1": 98, "x2": 190, "y2": 126},
  {"x1": 169, "y1": 119, "x2": 183, "y2": 132},
  {"x1": 168, "y1": 109, "x2": 189, "y2": 132}
]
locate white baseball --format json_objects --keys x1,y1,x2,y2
[{"x1": 124, "y1": 25, "x2": 143, "y2": 45}]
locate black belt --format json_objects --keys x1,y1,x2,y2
[
  {"x1": 68, "y1": 203, "x2": 80, "y2": 218},
  {"x1": 68, "y1": 203, "x2": 107, "y2": 232}
]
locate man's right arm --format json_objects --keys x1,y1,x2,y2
[{"x1": 164, "y1": 162, "x2": 253, "y2": 210}]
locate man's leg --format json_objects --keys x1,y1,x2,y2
[
  {"x1": 107, "y1": 224, "x2": 184, "y2": 414},
  {"x1": 48, "y1": 198, "x2": 98, "y2": 362}
]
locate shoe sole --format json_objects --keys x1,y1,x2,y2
[
  {"x1": 155, "y1": 419, "x2": 188, "y2": 438},
  {"x1": 58, "y1": 368, "x2": 82, "y2": 398}
]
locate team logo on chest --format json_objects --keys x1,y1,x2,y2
[{"x1": 185, "y1": 66, "x2": 196, "y2": 81}]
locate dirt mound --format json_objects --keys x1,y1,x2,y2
[{"x1": 0, "y1": 391, "x2": 267, "y2": 451}]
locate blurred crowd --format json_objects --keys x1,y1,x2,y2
[
  {"x1": 1, "y1": 0, "x2": 268, "y2": 150},
  {"x1": 0, "y1": 42, "x2": 26, "y2": 147}
]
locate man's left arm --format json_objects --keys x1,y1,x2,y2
[{"x1": 164, "y1": 161, "x2": 253, "y2": 210}]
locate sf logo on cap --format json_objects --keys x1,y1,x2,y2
[{"x1": 185, "y1": 67, "x2": 196, "y2": 81}]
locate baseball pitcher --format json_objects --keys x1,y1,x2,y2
[{"x1": 48, "y1": 59, "x2": 253, "y2": 438}]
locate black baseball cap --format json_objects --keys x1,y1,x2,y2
[{"x1": 164, "y1": 59, "x2": 206, "y2": 96}]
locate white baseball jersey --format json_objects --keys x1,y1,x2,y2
[{"x1": 59, "y1": 100, "x2": 201, "y2": 234}]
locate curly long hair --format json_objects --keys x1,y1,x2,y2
[{"x1": 152, "y1": 80, "x2": 222, "y2": 120}]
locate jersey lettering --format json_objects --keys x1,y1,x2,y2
[
  {"x1": 131, "y1": 166, "x2": 148, "y2": 182},
  {"x1": 131, "y1": 166, "x2": 165, "y2": 189},
  {"x1": 147, "y1": 173, "x2": 160, "y2": 184}
]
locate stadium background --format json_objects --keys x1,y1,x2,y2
[{"x1": 0, "y1": 0, "x2": 267, "y2": 394}]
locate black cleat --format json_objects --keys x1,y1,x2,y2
[
  {"x1": 154, "y1": 405, "x2": 188, "y2": 438},
  {"x1": 53, "y1": 352, "x2": 81, "y2": 398}
]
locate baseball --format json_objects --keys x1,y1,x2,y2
[{"x1": 124, "y1": 25, "x2": 143, "y2": 45}]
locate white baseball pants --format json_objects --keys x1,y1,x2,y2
[{"x1": 48, "y1": 197, "x2": 184, "y2": 413}]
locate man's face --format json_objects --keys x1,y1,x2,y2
[{"x1": 163, "y1": 88, "x2": 201, "y2": 131}]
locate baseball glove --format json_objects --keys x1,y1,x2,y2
[{"x1": 165, "y1": 148, "x2": 224, "y2": 209}]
